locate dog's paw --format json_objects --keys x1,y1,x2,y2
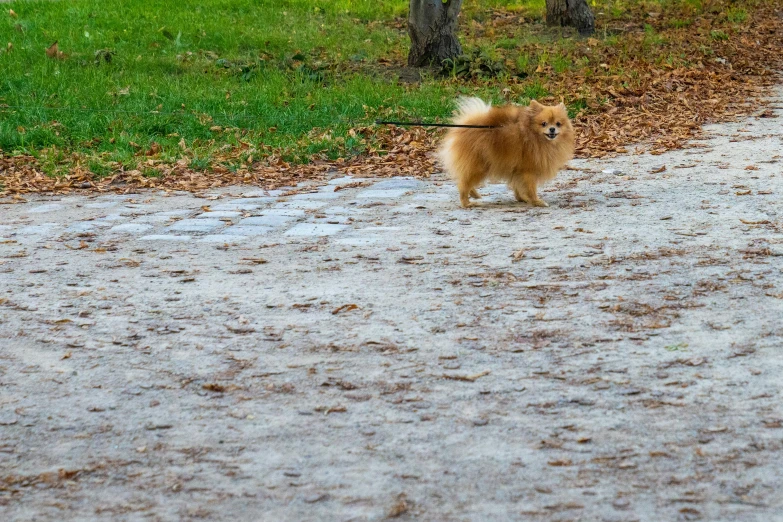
[
  {"x1": 469, "y1": 189, "x2": 482, "y2": 199},
  {"x1": 532, "y1": 199, "x2": 549, "y2": 207},
  {"x1": 459, "y1": 195, "x2": 477, "y2": 208}
]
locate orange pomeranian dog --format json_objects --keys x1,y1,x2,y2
[{"x1": 439, "y1": 98, "x2": 575, "y2": 208}]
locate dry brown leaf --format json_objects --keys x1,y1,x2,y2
[
  {"x1": 511, "y1": 249, "x2": 526, "y2": 262},
  {"x1": 145, "y1": 142, "x2": 161, "y2": 156},
  {"x1": 45, "y1": 41, "x2": 66, "y2": 60},
  {"x1": 332, "y1": 303, "x2": 359, "y2": 315},
  {"x1": 64, "y1": 241, "x2": 90, "y2": 250},
  {"x1": 388, "y1": 494, "x2": 409, "y2": 518},
  {"x1": 334, "y1": 181, "x2": 370, "y2": 191},
  {"x1": 241, "y1": 257, "x2": 268, "y2": 265}
]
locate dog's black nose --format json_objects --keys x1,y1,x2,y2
[{"x1": 549, "y1": 127, "x2": 556, "y2": 133}]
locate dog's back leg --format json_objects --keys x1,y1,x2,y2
[{"x1": 458, "y1": 175, "x2": 482, "y2": 208}]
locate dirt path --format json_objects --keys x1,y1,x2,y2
[{"x1": 2, "y1": 88, "x2": 783, "y2": 521}]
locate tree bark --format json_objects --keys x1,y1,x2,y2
[
  {"x1": 546, "y1": 0, "x2": 595, "y2": 36},
  {"x1": 407, "y1": 0, "x2": 464, "y2": 67}
]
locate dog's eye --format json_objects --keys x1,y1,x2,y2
[
  {"x1": 556, "y1": 122, "x2": 562, "y2": 127},
  {"x1": 541, "y1": 122, "x2": 547, "y2": 127}
]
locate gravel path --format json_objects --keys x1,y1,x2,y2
[{"x1": 2, "y1": 90, "x2": 783, "y2": 521}]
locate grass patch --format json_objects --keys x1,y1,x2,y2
[{"x1": 726, "y1": 7, "x2": 748, "y2": 23}]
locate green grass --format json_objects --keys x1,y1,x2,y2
[
  {"x1": 726, "y1": 7, "x2": 748, "y2": 23},
  {"x1": 0, "y1": 0, "x2": 771, "y2": 177},
  {"x1": 2, "y1": 0, "x2": 548, "y2": 173}
]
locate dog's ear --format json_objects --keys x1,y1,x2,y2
[
  {"x1": 557, "y1": 102, "x2": 567, "y2": 111},
  {"x1": 529, "y1": 99, "x2": 544, "y2": 113}
]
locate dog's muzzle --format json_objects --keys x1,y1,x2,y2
[{"x1": 545, "y1": 132, "x2": 558, "y2": 140}]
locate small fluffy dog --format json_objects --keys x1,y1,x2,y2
[{"x1": 439, "y1": 98, "x2": 575, "y2": 208}]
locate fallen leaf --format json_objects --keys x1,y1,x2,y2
[
  {"x1": 399, "y1": 256, "x2": 426, "y2": 265},
  {"x1": 324, "y1": 405, "x2": 346, "y2": 414},
  {"x1": 650, "y1": 165, "x2": 667, "y2": 173},
  {"x1": 45, "y1": 41, "x2": 66, "y2": 60},
  {"x1": 145, "y1": 142, "x2": 161, "y2": 156},
  {"x1": 334, "y1": 181, "x2": 370, "y2": 192},
  {"x1": 241, "y1": 257, "x2": 268, "y2": 265},
  {"x1": 442, "y1": 370, "x2": 490, "y2": 382},
  {"x1": 332, "y1": 303, "x2": 359, "y2": 315},
  {"x1": 388, "y1": 493, "x2": 409, "y2": 518},
  {"x1": 117, "y1": 257, "x2": 141, "y2": 267},
  {"x1": 226, "y1": 324, "x2": 255, "y2": 334}
]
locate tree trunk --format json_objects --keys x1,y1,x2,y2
[
  {"x1": 546, "y1": 0, "x2": 595, "y2": 36},
  {"x1": 407, "y1": 0, "x2": 464, "y2": 67}
]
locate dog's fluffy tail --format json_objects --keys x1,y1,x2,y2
[
  {"x1": 439, "y1": 98, "x2": 491, "y2": 182},
  {"x1": 452, "y1": 97, "x2": 492, "y2": 125}
]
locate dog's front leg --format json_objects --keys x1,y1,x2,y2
[{"x1": 525, "y1": 176, "x2": 548, "y2": 207}]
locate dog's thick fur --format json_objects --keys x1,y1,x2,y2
[{"x1": 439, "y1": 98, "x2": 575, "y2": 208}]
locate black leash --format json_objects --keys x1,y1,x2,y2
[{"x1": 375, "y1": 120, "x2": 499, "y2": 129}]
